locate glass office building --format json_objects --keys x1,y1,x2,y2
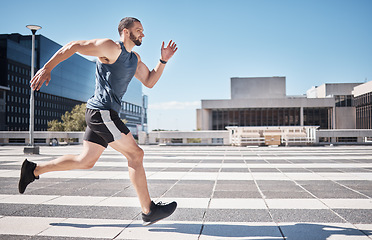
[
  {"x1": 0, "y1": 33, "x2": 148, "y2": 135},
  {"x1": 0, "y1": 33, "x2": 95, "y2": 131}
]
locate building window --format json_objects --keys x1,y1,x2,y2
[
  {"x1": 335, "y1": 95, "x2": 353, "y2": 107},
  {"x1": 303, "y1": 107, "x2": 330, "y2": 129},
  {"x1": 211, "y1": 108, "x2": 304, "y2": 130}
]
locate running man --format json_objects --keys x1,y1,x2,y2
[{"x1": 18, "y1": 17, "x2": 178, "y2": 226}]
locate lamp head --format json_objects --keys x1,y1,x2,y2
[
  {"x1": 26, "y1": 25, "x2": 42, "y2": 34},
  {"x1": 26, "y1": 25, "x2": 42, "y2": 31}
]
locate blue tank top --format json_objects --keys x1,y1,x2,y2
[{"x1": 86, "y1": 41, "x2": 138, "y2": 113}]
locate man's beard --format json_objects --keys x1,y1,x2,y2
[{"x1": 129, "y1": 32, "x2": 142, "y2": 46}]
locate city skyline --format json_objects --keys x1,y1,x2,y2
[{"x1": 1, "y1": 0, "x2": 371, "y2": 131}]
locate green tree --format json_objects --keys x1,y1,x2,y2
[
  {"x1": 48, "y1": 103, "x2": 128, "y2": 131},
  {"x1": 48, "y1": 103, "x2": 87, "y2": 131},
  {"x1": 47, "y1": 119, "x2": 64, "y2": 131}
]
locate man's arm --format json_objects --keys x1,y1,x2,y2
[
  {"x1": 134, "y1": 40, "x2": 177, "y2": 89},
  {"x1": 30, "y1": 39, "x2": 120, "y2": 91}
]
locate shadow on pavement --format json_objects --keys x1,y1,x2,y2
[{"x1": 50, "y1": 222, "x2": 372, "y2": 239}]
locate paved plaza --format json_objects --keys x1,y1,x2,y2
[{"x1": 0, "y1": 144, "x2": 371, "y2": 239}]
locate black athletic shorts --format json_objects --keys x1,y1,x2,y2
[{"x1": 83, "y1": 108, "x2": 130, "y2": 148}]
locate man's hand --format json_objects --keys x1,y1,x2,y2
[
  {"x1": 161, "y1": 40, "x2": 178, "y2": 62},
  {"x1": 30, "y1": 67, "x2": 51, "y2": 91}
]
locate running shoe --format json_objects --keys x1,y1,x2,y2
[
  {"x1": 142, "y1": 201, "x2": 177, "y2": 226},
  {"x1": 18, "y1": 159, "x2": 39, "y2": 194}
]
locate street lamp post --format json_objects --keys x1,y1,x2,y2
[{"x1": 24, "y1": 25, "x2": 42, "y2": 155}]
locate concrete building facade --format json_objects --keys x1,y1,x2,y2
[{"x1": 197, "y1": 77, "x2": 367, "y2": 133}]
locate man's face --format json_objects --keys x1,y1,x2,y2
[{"x1": 128, "y1": 22, "x2": 144, "y2": 46}]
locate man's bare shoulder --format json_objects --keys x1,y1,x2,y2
[
  {"x1": 89, "y1": 39, "x2": 121, "y2": 64},
  {"x1": 132, "y1": 51, "x2": 141, "y2": 62},
  {"x1": 95, "y1": 38, "x2": 120, "y2": 49}
]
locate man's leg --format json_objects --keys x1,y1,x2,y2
[
  {"x1": 109, "y1": 132, "x2": 151, "y2": 214},
  {"x1": 19, "y1": 141, "x2": 105, "y2": 193},
  {"x1": 109, "y1": 132, "x2": 177, "y2": 226},
  {"x1": 34, "y1": 141, "x2": 105, "y2": 176}
]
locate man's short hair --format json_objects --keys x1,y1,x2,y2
[{"x1": 118, "y1": 17, "x2": 141, "y2": 36}]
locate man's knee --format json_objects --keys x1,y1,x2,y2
[
  {"x1": 133, "y1": 147, "x2": 144, "y2": 161},
  {"x1": 128, "y1": 147, "x2": 144, "y2": 165},
  {"x1": 77, "y1": 155, "x2": 98, "y2": 169}
]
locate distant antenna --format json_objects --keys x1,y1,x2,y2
[{"x1": 365, "y1": 78, "x2": 367, "y2": 83}]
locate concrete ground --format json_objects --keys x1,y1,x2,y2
[{"x1": 0, "y1": 144, "x2": 371, "y2": 240}]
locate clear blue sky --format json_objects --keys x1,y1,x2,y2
[{"x1": 2, "y1": 0, "x2": 372, "y2": 131}]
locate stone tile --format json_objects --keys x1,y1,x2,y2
[
  {"x1": 307, "y1": 190, "x2": 366, "y2": 199},
  {"x1": 0, "y1": 203, "x2": 31, "y2": 216},
  {"x1": 220, "y1": 168, "x2": 248, "y2": 172},
  {"x1": 13, "y1": 204, "x2": 140, "y2": 220},
  {"x1": 322, "y1": 199, "x2": 372, "y2": 209},
  {"x1": 359, "y1": 190, "x2": 372, "y2": 198},
  {"x1": 162, "y1": 168, "x2": 193, "y2": 172},
  {"x1": 177, "y1": 180, "x2": 215, "y2": 185},
  {"x1": 0, "y1": 194, "x2": 59, "y2": 205},
  {"x1": 333, "y1": 209, "x2": 372, "y2": 224},
  {"x1": 217, "y1": 172, "x2": 253, "y2": 180},
  {"x1": 179, "y1": 160, "x2": 202, "y2": 163},
  {"x1": 223, "y1": 160, "x2": 246, "y2": 163},
  {"x1": 261, "y1": 190, "x2": 314, "y2": 199},
  {"x1": 200, "y1": 222, "x2": 283, "y2": 240},
  {"x1": 110, "y1": 186, "x2": 138, "y2": 197},
  {"x1": 182, "y1": 172, "x2": 219, "y2": 181},
  {"x1": 270, "y1": 209, "x2": 345, "y2": 222},
  {"x1": 216, "y1": 180, "x2": 255, "y2": 185},
  {"x1": 266, "y1": 199, "x2": 327, "y2": 209},
  {"x1": 43, "y1": 196, "x2": 107, "y2": 206},
  {"x1": 256, "y1": 180, "x2": 300, "y2": 190},
  {"x1": 0, "y1": 235, "x2": 36, "y2": 240},
  {"x1": 339, "y1": 168, "x2": 372, "y2": 172},
  {"x1": 213, "y1": 190, "x2": 262, "y2": 198},
  {"x1": 307, "y1": 168, "x2": 343, "y2": 172},
  {"x1": 201, "y1": 160, "x2": 223, "y2": 163},
  {"x1": 0, "y1": 216, "x2": 64, "y2": 236},
  {"x1": 191, "y1": 168, "x2": 220, "y2": 172},
  {"x1": 215, "y1": 182, "x2": 257, "y2": 191},
  {"x1": 249, "y1": 168, "x2": 280, "y2": 172},
  {"x1": 209, "y1": 198, "x2": 267, "y2": 209},
  {"x1": 336, "y1": 180, "x2": 372, "y2": 191},
  {"x1": 204, "y1": 209, "x2": 272, "y2": 222},
  {"x1": 163, "y1": 184, "x2": 213, "y2": 198}
]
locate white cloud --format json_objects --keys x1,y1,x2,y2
[{"x1": 148, "y1": 101, "x2": 200, "y2": 110}]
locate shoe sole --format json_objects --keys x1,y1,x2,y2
[
  {"x1": 142, "y1": 218, "x2": 162, "y2": 226},
  {"x1": 142, "y1": 205, "x2": 177, "y2": 226}
]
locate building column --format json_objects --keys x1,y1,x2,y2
[
  {"x1": 332, "y1": 107, "x2": 336, "y2": 129},
  {"x1": 199, "y1": 109, "x2": 212, "y2": 130},
  {"x1": 300, "y1": 107, "x2": 304, "y2": 126}
]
